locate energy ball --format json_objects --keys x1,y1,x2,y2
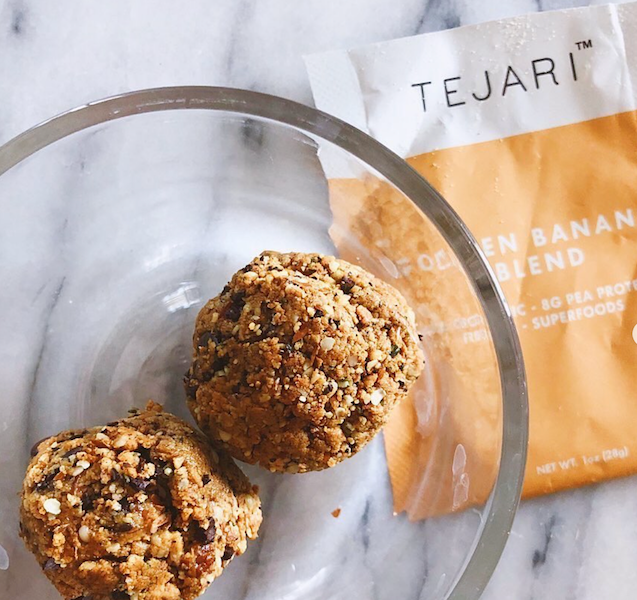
[
  {"x1": 185, "y1": 251, "x2": 423, "y2": 473},
  {"x1": 20, "y1": 402, "x2": 262, "y2": 600}
]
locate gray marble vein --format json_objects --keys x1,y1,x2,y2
[{"x1": 0, "y1": 1, "x2": 634, "y2": 599}]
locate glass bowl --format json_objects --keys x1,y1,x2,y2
[{"x1": 0, "y1": 87, "x2": 527, "y2": 600}]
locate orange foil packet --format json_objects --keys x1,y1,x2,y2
[{"x1": 307, "y1": 3, "x2": 637, "y2": 519}]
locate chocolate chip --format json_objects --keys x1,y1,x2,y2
[
  {"x1": 196, "y1": 521, "x2": 216, "y2": 544},
  {"x1": 390, "y1": 345, "x2": 400, "y2": 358},
  {"x1": 82, "y1": 489, "x2": 99, "y2": 511},
  {"x1": 204, "y1": 522, "x2": 216, "y2": 543},
  {"x1": 398, "y1": 380, "x2": 405, "y2": 389},
  {"x1": 111, "y1": 469, "x2": 125, "y2": 483},
  {"x1": 418, "y1": 334, "x2": 423, "y2": 341},
  {"x1": 43, "y1": 558, "x2": 60, "y2": 572},
  {"x1": 222, "y1": 546, "x2": 235, "y2": 561},
  {"x1": 119, "y1": 497, "x2": 131, "y2": 513},
  {"x1": 63, "y1": 447, "x2": 83, "y2": 459},
  {"x1": 30, "y1": 436, "x2": 51, "y2": 457},
  {"x1": 197, "y1": 331, "x2": 213, "y2": 348},
  {"x1": 136, "y1": 446, "x2": 153, "y2": 464},
  {"x1": 202, "y1": 474, "x2": 211, "y2": 485},
  {"x1": 212, "y1": 355, "x2": 229, "y2": 372},
  {"x1": 224, "y1": 304, "x2": 241, "y2": 321},
  {"x1": 34, "y1": 470, "x2": 57, "y2": 493},
  {"x1": 111, "y1": 522, "x2": 134, "y2": 533},
  {"x1": 201, "y1": 330, "x2": 224, "y2": 347},
  {"x1": 106, "y1": 555, "x2": 128, "y2": 563},
  {"x1": 340, "y1": 277, "x2": 355, "y2": 293},
  {"x1": 184, "y1": 377, "x2": 199, "y2": 399},
  {"x1": 223, "y1": 292, "x2": 245, "y2": 321},
  {"x1": 107, "y1": 421, "x2": 120, "y2": 427},
  {"x1": 154, "y1": 478, "x2": 171, "y2": 502},
  {"x1": 129, "y1": 478, "x2": 150, "y2": 492},
  {"x1": 154, "y1": 455, "x2": 168, "y2": 470},
  {"x1": 314, "y1": 309, "x2": 324, "y2": 318}
]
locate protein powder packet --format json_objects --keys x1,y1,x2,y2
[{"x1": 306, "y1": 2, "x2": 637, "y2": 519}]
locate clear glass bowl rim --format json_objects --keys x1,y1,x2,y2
[{"x1": 0, "y1": 86, "x2": 528, "y2": 600}]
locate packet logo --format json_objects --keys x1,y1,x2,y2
[{"x1": 411, "y1": 49, "x2": 582, "y2": 111}]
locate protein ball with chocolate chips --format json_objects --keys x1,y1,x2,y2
[
  {"x1": 20, "y1": 402, "x2": 262, "y2": 600},
  {"x1": 185, "y1": 251, "x2": 424, "y2": 473}
]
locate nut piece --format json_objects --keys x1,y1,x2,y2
[
  {"x1": 370, "y1": 389, "x2": 386, "y2": 406},
  {"x1": 42, "y1": 498, "x2": 61, "y2": 515},
  {"x1": 78, "y1": 526, "x2": 91, "y2": 543},
  {"x1": 320, "y1": 337, "x2": 336, "y2": 351}
]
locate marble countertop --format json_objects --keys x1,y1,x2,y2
[{"x1": 0, "y1": 1, "x2": 635, "y2": 599}]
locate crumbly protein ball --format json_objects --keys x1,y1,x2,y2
[
  {"x1": 20, "y1": 402, "x2": 262, "y2": 600},
  {"x1": 185, "y1": 251, "x2": 424, "y2": 473}
]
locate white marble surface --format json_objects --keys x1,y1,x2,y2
[{"x1": 0, "y1": 1, "x2": 636, "y2": 599}]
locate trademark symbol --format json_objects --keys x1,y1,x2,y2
[{"x1": 576, "y1": 39, "x2": 593, "y2": 50}]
